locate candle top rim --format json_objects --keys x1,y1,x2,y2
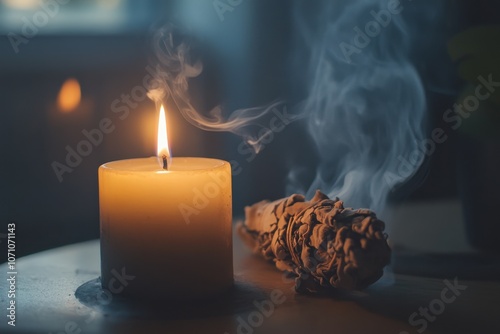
[{"x1": 100, "y1": 157, "x2": 228, "y2": 173}]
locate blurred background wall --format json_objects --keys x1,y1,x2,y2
[{"x1": 1, "y1": 0, "x2": 499, "y2": 259}]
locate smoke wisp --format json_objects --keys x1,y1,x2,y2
[{"x1": 148, "y1": 25, "x2": 302, "y2": 154}]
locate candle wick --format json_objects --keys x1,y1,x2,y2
[{"x1": 162, "y1": 155, "x2": 168, "y2": 170}]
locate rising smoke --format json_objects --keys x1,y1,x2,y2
[
  {"x1": 148, "y1": 0, "x2": 429, "y2": 213},
  {"x1": 287, "y1": 0, "x2": 427, "y2": 212}
]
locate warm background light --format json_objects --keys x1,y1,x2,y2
[
  {"x1": 2, "y1": 0, "x2": 39, "y2": 10},
  {"x1": 57, "y1": 78, "x2": 81, "y2": 113}
]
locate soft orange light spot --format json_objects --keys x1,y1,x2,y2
[
  {"x1": 2, "y1": 0, "x2": 39, "y2": 10},
  {"x1": 57, "y1": 78, "x2": 81, "y2": 113},
  {"x1": 157, "y1": 104, "x2": 171, "y2": 160}
]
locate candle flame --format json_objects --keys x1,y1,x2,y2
[
  {"x1": 157, "y1": 105, "x2": 171, "y2": 168},
  {"x1": 57, "y1": 78, "x2": 81, "y2": 113}
]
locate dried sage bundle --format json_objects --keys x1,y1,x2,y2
[{"x1": 237, "y1": 190, "x2": 391, "y2": 292}]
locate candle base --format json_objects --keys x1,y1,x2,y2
[
  {"x1": 100, "y1": 238, "x2": 234, "y2": 301},
  {"x1": 100, "y1": 264, "x2": 234, "y2": 301},
  {"x1": 102, "y1": 281, "x2": 235, "y2": 302}
]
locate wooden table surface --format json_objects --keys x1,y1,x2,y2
[{"x1": 1, "y1": 228, "x2": 499, "y2": 334}]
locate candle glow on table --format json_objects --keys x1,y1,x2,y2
[{"x1": 99, "y1": 105, "x2": 233, "y2": 299}]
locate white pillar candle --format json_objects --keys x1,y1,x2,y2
[{"x1": 98, "y1": 106, "x2": 233, "y2": 300}]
